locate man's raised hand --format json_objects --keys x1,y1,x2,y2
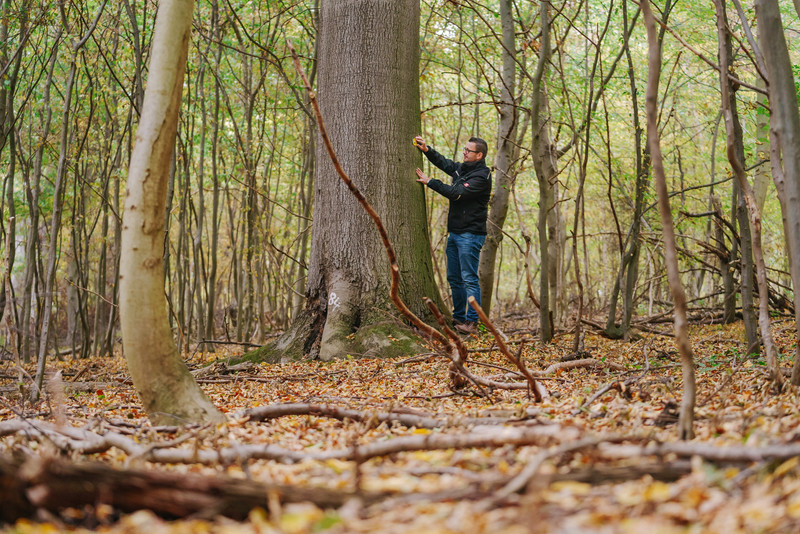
[
  {"x1": 413, "y1": 136, "x2": 429, "y2": 152},
  {"x1": 415, "y1": 168, "x2": 430, "y2": 184}
]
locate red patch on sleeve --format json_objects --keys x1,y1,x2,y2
[{"x1": 464, "y1": 183, "x2": 470, "y2": 187}]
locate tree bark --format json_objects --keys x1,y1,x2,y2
[
  {"x1": 715, "y1": 0, "x2": 782, "y2": 386},
  {"x1": 477, "y1": 0, "x2": 517, "y2": 317},
  {"x1": 119, "y1": 0, "x2": 224, "y2": 424},
  {"x1": 755, "y1": 0, "x2": 800, "y2": 385},
  {"x1": 256, "y1": 0, "x2": 444, "y2": 362},
  {"x1": 717, "y1": 1, "x2": 759, "y2": 354},
  {"x1": 642, "y1": 0, "x2": 696, "y2": 440},
  {"x1": 0, "y1": 455, "x2": 368, "y2": 522},
  {"x1": 531, "y1": 0, "x2": 559, "y2": 344}
]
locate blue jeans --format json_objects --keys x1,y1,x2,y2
[{"x1": 445, "y1": 232, "x2": 486, "y2": 323}]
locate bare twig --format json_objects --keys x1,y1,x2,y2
[{"x1": 469, "y1": 297, "x2": 546, "y2": 401}]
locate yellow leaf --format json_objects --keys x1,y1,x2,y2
[
  {"x1": 550, "y1": 481, "x2": 592, "y2": 495},
  {"x1": 788, "y1": 496, "x2": 800, "y2": 518},
  {"x1": 280, "y1": 504, "x2": 324, "y2": 534},
  {"x1": 643, "y1": 480, "x2": 672, "y2": 503},
  {"x1": 723, "y1": 467, "x2": 740, "y2": 479},
  {"x1": 683, "y1": 486, "x2": 707, "y2": 508},
  {"x1": 325, "y1": 459, "x2": 350, "y2": 474},
  {"x1": 774, "y1": 457, "x2": 799, "y2": 478},
  {"x1": 413, "y1": 428, "x2": 431, "y2": 434}
]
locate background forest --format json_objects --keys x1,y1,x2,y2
[
  {"x1": 7, "y1": 1, "x2": 800, "y2": 531},
  {"x1": 0, "y1": 1, "x2": 798, "y2": 381}
]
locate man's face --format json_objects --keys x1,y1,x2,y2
[{"x1": 463, "y1": 142, "x2": 483, "y2": 163}]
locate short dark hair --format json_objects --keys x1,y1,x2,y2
[{"x1": 469, "y1": 137, "x2": 488, "y2": 160}]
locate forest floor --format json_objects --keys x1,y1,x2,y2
[{"x1": 2, "y1": 317, "x2": 800, "y2": 533}]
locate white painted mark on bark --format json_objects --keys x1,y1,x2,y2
[{"x1": 328, "y1": 292, "x2": 342, "y2": 311}]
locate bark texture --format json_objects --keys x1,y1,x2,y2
[
  {"x1": 531, "y1": 0, "x2": 560, "y2": 343},
  {"x1": 754, "y1": 0, "x2": 800, "y2": 385},
  {"x1": 257, "y1": 0, "x2": 443, "y2": 362},
  {"x1": 642, "y1": 0, "x2": 696, "y2": 440},
  {"x1": 715, "y1": 0, "x2": 781, "y2": 385},
  {"x1": 477, "y1": 0, "x2": 517, "y2": 317},
  {"x1": 119, "y1": 0, "x2": 224, "y2": 424}
]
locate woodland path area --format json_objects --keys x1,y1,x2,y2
[{"x1": 3, "y1": 318, "x2": 800, "y2": 533}]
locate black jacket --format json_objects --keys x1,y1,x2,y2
[{"x1": 424, "y1": 147, "x2": 492, "y2": 235}]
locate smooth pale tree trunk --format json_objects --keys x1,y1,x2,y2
[
  {"x1": 755, "y1": 0, "x2": 800, "y2": 384},
  {"x1": 477, "y1": 0, "x2": 517, "y2": 317},
  {"x1": 255, "y1": 0, "x2": 444, "y2": 363},
  {"x1": 715, "y1": 0, "x2": 782, "y2": 386},
  {"x1": 642, "y1": 0, "x2": 696, "y2": 440},
  {"x1": 120, "y1": 0, "x2": 223, "y2": 425}
]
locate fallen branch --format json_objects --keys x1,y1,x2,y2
[
  {"x1": 0, "y1": 417, "x2": 572, "y2": 466},
  {"x1": 469, "y1": 297, "x2": 546, "y2": 401},
  {"x1": 599, "y1": 441, "x2": 800, "y2": 463},
  {"x1": 0, "y1": 454, "x2": 378, "y2": 521},
  {"x1": 543, "y1": 358, "x2": 625, "y2": 375},
  {"x1": 573, "y1": 353, "x2": 651, "y2": 414},
  {"x1": 241, "y1": 403, "x2": 540, "y2": 429},
  {"x1": 491, "y1": 436, "x2": 617, "y2": 505}
]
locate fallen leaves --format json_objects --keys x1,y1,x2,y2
[{"x1": 2, "y1": 319, "x2": 800, "y2": 532}]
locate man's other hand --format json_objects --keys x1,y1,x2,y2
[
  {"x1": 415, "y1": 168, "x2": 430, "y2": 184},
  {"x1": 413, "y1": 136, "x2": 429, "y2": 152}
]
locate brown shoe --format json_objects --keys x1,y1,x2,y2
[{"x1": 455, "y1": 321, "x2": 477, "y2": 334}]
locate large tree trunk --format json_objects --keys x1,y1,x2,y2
[
  {"x1": 642, "y1": 0, "x2": 696, "y2": 440},
  {"x1": 754, "y1": 0, "x2": 800, "y2": 385},
  {"x1": 257, "y1": 0, "x2": 444, "y2": 362},
  {"x1": 477, "y1": 0, "x2": 517, "y2": 318},
  {"x1": 119, "y1": 0, "x2": 224, "y2": 425}
]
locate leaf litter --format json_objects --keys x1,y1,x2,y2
[{"x1": 3, "y1": 319, "x2": 800, "y2": 533}]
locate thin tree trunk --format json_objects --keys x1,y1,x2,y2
[
  {"x1": 204, "y1": 2, "x2": 222, "y2": 348},
  {"x1": 32, "y1": 28, "x2": 89, "y2": 399},
  {"x1": 754, "y1": 0, "x2": 800, "y2": 385},
  {"x1": 478, "y1": 0, "x2": 517, "y2": 318},
  {"x1": 642, "y1": 0, "x2": 696, "y2": 440},
  {"x1": 574, "y1": 2, "x2": 614, "y2": 349},
  {"x1": 531, "y1": 0, "x2": 557, "y2": 343},
  {"x1": 715, "y1": 0, "x2": 782, "y2": 387},
  {"x1": 20, "y1": 34, "x2": 60, "y2": 362}
]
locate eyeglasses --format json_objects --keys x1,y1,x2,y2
[{"x1": 463, "y1": 147, "x2": 481, "y2": 154}]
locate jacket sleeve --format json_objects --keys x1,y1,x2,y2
[
  {"x1": 427, "y1": 169, "x2": 491, "y2": 200},
  {"x1": 424, "y1": 147, "x2": 460, "y2": 176}
]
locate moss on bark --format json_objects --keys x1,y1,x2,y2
[{"x1": 240, "y1": 316, "x2": 428, "y2": 364}]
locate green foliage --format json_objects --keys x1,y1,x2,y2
[{"x1": 0, "y1": 0, "x2": 797, "y2": 350}]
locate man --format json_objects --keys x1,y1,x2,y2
[{"x1": 414, "y1": 135, "x2": 492, "y2": 334}]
